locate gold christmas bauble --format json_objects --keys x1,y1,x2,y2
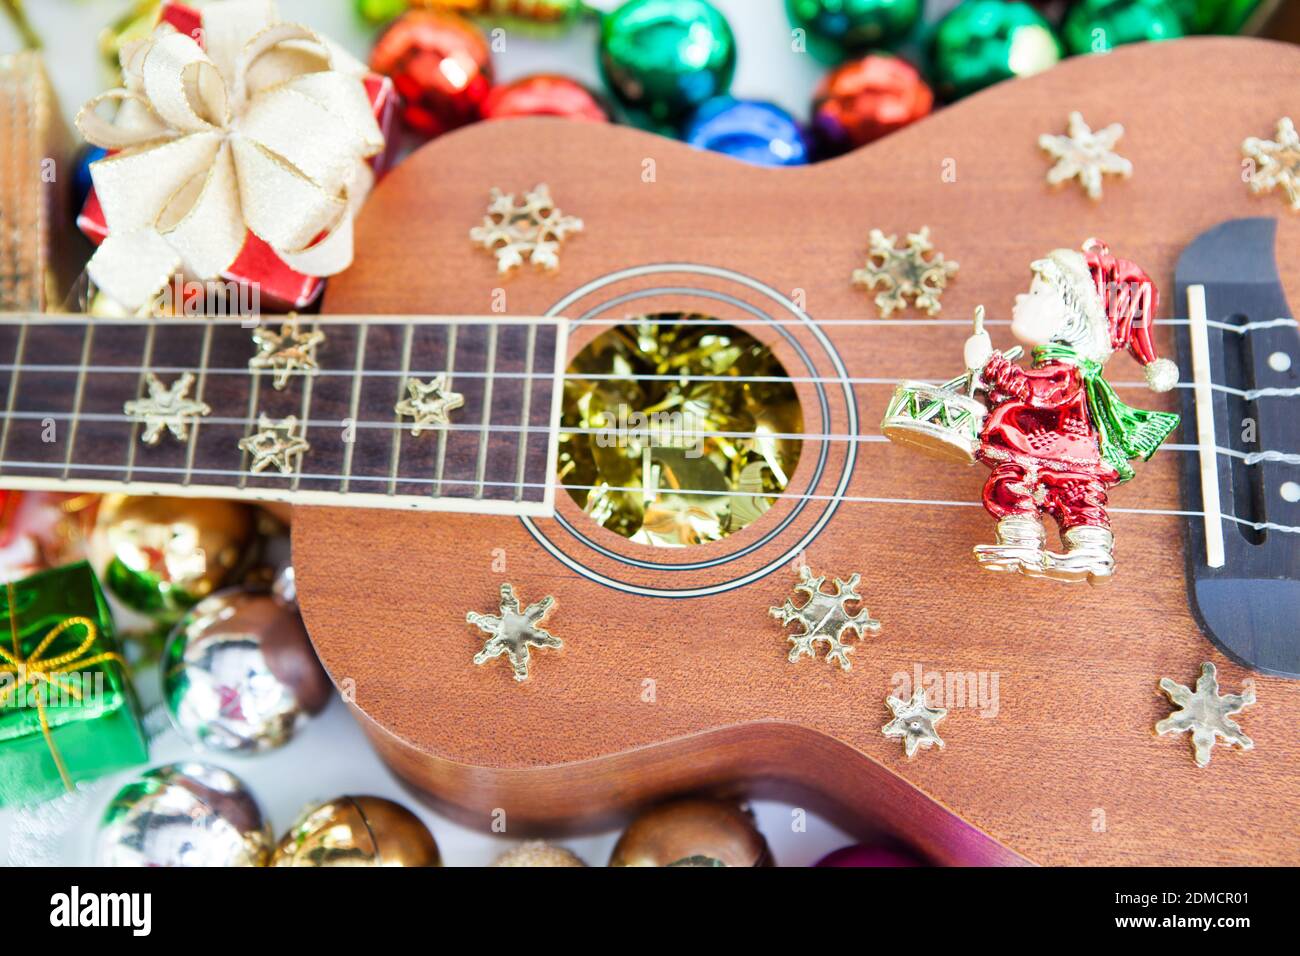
[
  {"x1": 271, "y1": 796, "x2": 442, "y2": 867},
  {"x1": 90, "y1": 495, "x2": 256, "y2": 623},
  {"x1": 609, "y1": 798, "x2": 772, "y2": 867},
  {"x1": 491, "y1": 841, "x2": 587, "y2": 867}
]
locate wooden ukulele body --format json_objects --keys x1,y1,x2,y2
[{"x1": 296, "y1": 38, "x2": 1300, "y2": 866}]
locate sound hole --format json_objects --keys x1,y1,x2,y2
[{"x1": 558, "y1": 314, "x2": 803, "y2": 548}]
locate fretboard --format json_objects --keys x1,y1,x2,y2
[{"x1": 0, "y1": 314, "x2": 567, "y2": 516}]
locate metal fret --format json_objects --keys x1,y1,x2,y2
[
  {"x1": 388, "y1": 321, "x2": 415, "y2": 495},
  {"x1": 474, "y1": 322, "x2": 499, "y2": 500},
  {"x1": 432, "y1": 322, "x2": 457, "y2": 498},
  {"x1": 123, "y1": 320, "x2": 158, "y2": 481},
  {"x1": 340, "y1": 322, "x2": 369, "y2": 493},
  {"x1": 60, "y1": 324, "x2": 96, "y2": 480},
  {"x1": 182, "y1": 318, "x2": 215, "y2": 487},
  {"x1": 238, "y1": 367, "x2": 263, "y2": 490},
  {"x1": 0, "y1": 323, "x2": 28, "y2": 473},
  {"x1": 291, "y1": 321, "x2": 320, "y2": 493},
  {"x1": 514, "y1": 322, "x2": 537, "y2": 502}
]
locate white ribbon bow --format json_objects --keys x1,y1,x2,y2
[{"x1": 76, "y1": 0, "x2": 385, "y2": 310}]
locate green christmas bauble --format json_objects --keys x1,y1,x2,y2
[
  {"x1": 356, "y1": 0, "x2": 408, "y2": 26},
  {"x1": 1171, "y1": 0, "x2": 1265, "y2": 33},
  {"x1": 785, "y1": 0, "x2": 924, "y2": 64},
  {"x1": 598, "y1": 0, "x2": 737, "y2": 133},
  {"x1": 1164, "y1": 0, "x2": 1209, "y2": 31},
  {"x1": 930, "y1": 1, "x2": 1062, "y2": 102},
  {"x1": 1210, "y1": 0, "x2": 1266, "y2": 33},
  {"x1": 1062, "y1": 0, "x2": 1184, "y2": 55}
]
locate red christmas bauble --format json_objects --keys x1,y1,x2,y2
[
  {"x1": 814, "y1": 844, "x2": 925, "y2": 867},
  {"x1": 370, "y1": 11, "x2": 493, "y2": 139},
  {"x1": 811, "y1": 55, "x2": 932, "y2": 158},
  {"x1": 482, "y1": 74, "x2": 610, "y2": 123}
]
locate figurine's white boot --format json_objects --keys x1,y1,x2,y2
[
  {"x1": 973, "y1": 515, "x2": 1049, "y2": 574},
  {"x1": 1047, "y1": 526, "x2": 1115, "y2": 584}
]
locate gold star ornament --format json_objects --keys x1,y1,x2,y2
[
  {"x1": 123, "y1": 372, "x2": 211, "y2": 444},
  {"x1": 882, "y1": 689, "x2": 947, "y2": 758},
  {"x1": 852, "y1": 227, "x2": 958, "y2": 318},
  {"x1": 470, "y1": 184, "x2": 583, "y2": 274},
  {"x1": 1039, "y1": 111, "x2": 1132, "y2": 201},
  {"x1": 249, "y1": 320, "x2": 325, "y2": 390},
  {"x1": 394, "y1": 375, "x2": 465, "y2": 437},
  {"x1": 1243, "y1": 117, "x2": 1300, "y2": 212},
  {"x1": 468, "y1": 584, "x2": 562, "y2": 682},
  {"x1": 769, "y1": 566, "x2": 881, "y2": 671},
  {"x1": 238, "y1": 415, "x2": 310, "y2": 475},
  {"x1": 1156, "y1": 662, "x2": 1255, "y2": 768}
]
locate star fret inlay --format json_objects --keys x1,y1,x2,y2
[
  {"x1": 238, "y1": 415, "x2": 310, "y2": 475},
  {"x1": 249, "y1": 320, "x2": 325, "y2": 390},
  {"x1": 123, "y1": 372, "x2": 211, "y2": 445},
  {"x1": 394, "y1": 375, "x2": 465, "y2": 437}
]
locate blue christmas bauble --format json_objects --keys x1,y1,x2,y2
[
  {"x1": 73, "y1": 144, "x2": 109, "y2": 212},
  {"x1": 683, "y1": 98, "x2": 810, "y2": 167}
]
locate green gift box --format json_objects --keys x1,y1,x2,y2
[{"x1": 0, "y1": 562, "x2": 148, "y2": 807}]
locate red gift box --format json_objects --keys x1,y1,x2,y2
[{"x1": 77, "y1": 2, "x2": 398, "y2": 312}]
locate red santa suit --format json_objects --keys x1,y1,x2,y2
[
  {"x1": 972, "y1": 240, "x2": 1179, "y2": 536},
  {"x1": 976, "y1": 352, "x2": 1118, "y2": 532}
]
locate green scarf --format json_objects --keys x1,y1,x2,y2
[{"x1": 1033, "y1": 344, "x2": 1180, "y2": 483}]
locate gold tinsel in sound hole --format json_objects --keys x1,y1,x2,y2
[{"x1": 559, "y1": 315, "x2": 803, "y2": 548}]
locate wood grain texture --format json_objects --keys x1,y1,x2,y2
[{"x1": 296, "y1": 37, "x2": 1300, "y2": 866}]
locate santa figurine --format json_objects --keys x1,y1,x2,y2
[{"x1": 962, "y1": 239, "x2": 1180, "y2": 583}]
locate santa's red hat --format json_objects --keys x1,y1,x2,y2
[{"x1": 1083, "y1": 239, "x2": 1179, "y2": 392}]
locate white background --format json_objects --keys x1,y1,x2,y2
[{"x1": 0, "y1": 0, "x2": 891, "y2": 867}]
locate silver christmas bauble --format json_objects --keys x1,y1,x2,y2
[
  {"x1": 95, "y1": 763, "x2": 272, "y2": 867},
  {"x1": 162, "y1": 588, "x2": 331, "y2": 753}
]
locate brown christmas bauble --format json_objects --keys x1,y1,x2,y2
[
  {"x1": 369, "y1": 11, "x2": 493, "y2": 138},
  {"x1": 482, "y1": 74, "x2": 610, "y2": 123},
  {"x1": 89, "y1": 495, "x2": 255, "y2": 622},
  {"x1": 609, "y1": 798, "x2": 772, "y2": 867},
  {"x1": 811, "y1": 55, "x2": 932, "y2": 157},
  {"x1": 491, "y1": 841, "x2": 588, "y2": 867},
  {"x1": 271, "y1": 796, "x2": 442, "y2": 867}
]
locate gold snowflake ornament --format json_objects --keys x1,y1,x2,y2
[
  {"x1": 1156, "y1": 662, "x2": 1255, "y2": 768},
  {"x1": 769, "y1": 565, "x2": 881, "y2": 671},
  {"x1": 852, "y1": 227, "x2": 958, "y2": 318},
  {"x1": 468, "y1": 584, "x2": 562, "y2": 682},
  {"x1": 394, "y1": 375, "x2": 464, "y2": 437},
  {"x1": 124, "y1": 372, "x2": 210, "y2": 444},
  {"x1": 238, "y1": 414, "x2": 310, "y2": 475},
  {"x1": 1243, "y1": 117, "x2": 1300, "y2": 212},
  {"x1": 249, "y1": 320, "x2": 325, "y2": 391},
  {"x1": 882, "y1": 689, "x2": 947, "y2": 758},
  {"x1": 470, "y1": 184, "x2": 583, "y2": 275},
  {"x1": 1039, "y1": 111, "x2": 1133, "y2": 201}
]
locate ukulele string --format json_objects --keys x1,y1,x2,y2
[
  {"x1": 3, "y1": 406, "x2": 1298, "y2": 465},
  {"x1": 6, "y1": 456, "x2": 1295, "y2": 534},
  {"x1": 1, "y1": 315, "x2": 1291, "y2": 396},
  {"x1": 7, "y1": 313, "x2": 1292, "y2": 330},
  {"x1": 1, "y1": 364, "x2": 1293, "y2": 401}
]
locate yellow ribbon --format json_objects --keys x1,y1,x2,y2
[
  {"x1": 75, "y1": 0, "x2": 385, "y2": 310},
  {"x1": 0, "y1": 582, "x2": 126, "y2": 792}
]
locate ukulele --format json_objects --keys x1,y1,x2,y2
[{"x1": 3, "y1": 37, "x2": 1298, "y2": 865}]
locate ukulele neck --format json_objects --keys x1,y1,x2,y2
[{"x1": 0, "y1": 313, "x2": 569, "y2": 516}]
